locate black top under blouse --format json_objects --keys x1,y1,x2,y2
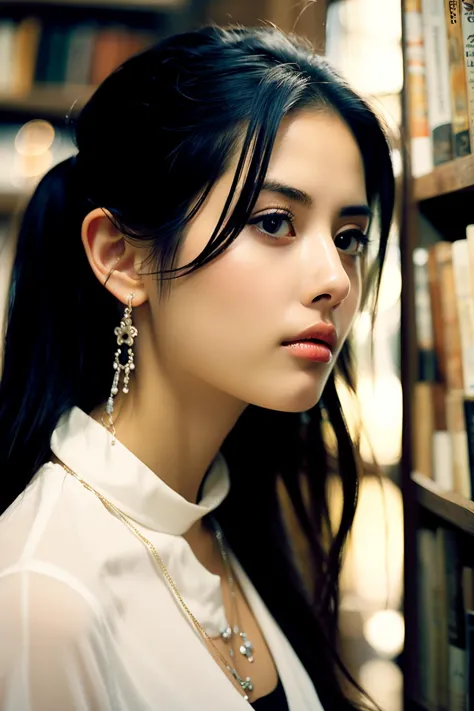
[{"x1": 250, "y1": 677, "x2": 289, "y2": 710}]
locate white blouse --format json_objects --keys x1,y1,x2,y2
[{"x1": 0, "y1": 407, "x2": 324, "y2": 711}]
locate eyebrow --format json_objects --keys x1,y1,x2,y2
[{"x1": 260, "y1": 179, "x2": 372, "y2": 219}]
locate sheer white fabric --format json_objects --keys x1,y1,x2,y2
[{"x1": 0, "y1": 407, "x2": 324, "y2": 711}]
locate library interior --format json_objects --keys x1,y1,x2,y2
[{"x1": 0, "y1": 1, "x2": 473, "y2": 710}]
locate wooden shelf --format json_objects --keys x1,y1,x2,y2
[
  {"x1": 3, "y1": 0, "x2": 185, "y2": 7},
  {"x1": 0, "y1": 86, "x2": 95, "y2": 118},
  {"x1": 414, "y1": 153, "x2": 474, "y2": 202},
  {"x1": 411, "y1": 471, "x2": 474, "y2": 536}
]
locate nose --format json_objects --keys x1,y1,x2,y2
[{"x1": 302, "y1": 234, "x2": 351, "y2": 309}]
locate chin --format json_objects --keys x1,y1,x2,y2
[{"x1": 252, "y1": 372, "x2": 330, "y2": 414}]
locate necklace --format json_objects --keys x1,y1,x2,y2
[
  {"x1": 212, "y1": 521, "x2": 255, "y2": 664},
  {"x1": 57, "y1": 461, "x2": 254, "y2": 701}
]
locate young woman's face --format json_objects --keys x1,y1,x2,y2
[{"x1": 146, "y1": 109, "x2": 369, "y2": 413}]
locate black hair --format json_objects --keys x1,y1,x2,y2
[{"x1": 0, "y1": 25, "x2": 394, "y2": 710}]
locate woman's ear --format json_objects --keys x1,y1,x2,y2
[{"x1": 81, "y1": 208, "x2": 148, "y2": 307}]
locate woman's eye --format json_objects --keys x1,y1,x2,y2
[
  {"x1": 335, "y1": 229, "x2": 369, "y2": 256},
  {"x1": 249, "y1": 211, "x2": 296, "y2": 240}
]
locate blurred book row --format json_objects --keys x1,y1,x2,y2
[
  {"x1": 412, "y1": 229, "x2": 474, "y2": 501},
  {"x1": 0, "y1": 16, "x2": 156, "y2": 95},
  {"x1": 404, "y1": 0, "x2": 474, "y2": 177},
  {"x1": 416, "y1": 525, "x2": 473, "y2": 711}
]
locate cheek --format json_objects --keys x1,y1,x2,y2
[{"x1": 341, "y1": 262, "x2": 362, "y2": 333}]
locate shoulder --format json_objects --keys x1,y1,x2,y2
[
  {"x1": 0, "y1": 462, "x2": 110, "y2": 602},
  {"x1": 0, "y1": 568, "x2": 115, "y2": 711},
  {"x1": 0, "y1": 564, "x2": 106, "y2": 643},
  {"x1": 0, "y1": 461, "x2": 73, "y2": 566}
]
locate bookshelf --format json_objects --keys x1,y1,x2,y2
[
  {"x1": 0, "y1": 85, "x2": 94, "y2": 117},
  {"x1": 412, "y1": 472, "x2": 474, "y2": 536},
  {"x1": 414, "y1": 153, "x2": 474, "y2": 202},
  {"x1": 401, "y1": 0, "x2": 474, "y2": 709},
  {"x1": 0, "y1": 0, "x2": 327, "y2": 215},
  {"x1": 18, "y1": 0, "x2": 186, "y2": 6}
]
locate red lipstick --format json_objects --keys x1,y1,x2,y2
[{"x1": 282, "y1": 323, "x2": 337, "y2": 363}]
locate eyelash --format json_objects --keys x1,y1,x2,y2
[{"x1": 248, "y1": 208, "x2": 370, "y2": 256}]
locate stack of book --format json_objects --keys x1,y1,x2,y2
[
  {"x1": 0, "y1": 16, "x2": 155, "y2": 95},
  {"x1": 416, "y1": 525, "x2": 474, "y2": 711},
  {"x1": 404, "y1": 0, "x2": 474, "y2": 176},
  {"x1": 412, "y1": 228, "x2": 474, "y2": 501}
]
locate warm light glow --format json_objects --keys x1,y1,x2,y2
[
  {"x1": 351, "y1": 477, "x2": 403, "y2": 606},
  {"x1": 353, "y1": 311, "x2": 372, "y2": 342},
  {"x1": 333, "y1": 475, "x2": 404, "y2": 607},
  {"x1": 358, "y1": 373, "x2": 402, "y2": 465},
  {"x1": 15, "y1": 152, "x2": 53, "y2": 179},
  {"x1": 363, "y1": 609, "x2": 405, "y2": 657},
  {"x1": 339, "y1": 0, "x2": 402, "y2": 39},
  {"x1": 359, "y1": 659, "x2": 403, "y2": 711},
  {"x1": 14, "y1": 120, "x2": 55, "y2": 156},
  {"x1": 377, "y1": 258, "x2": 401, "y2": 313},
  {"x1": 338, "y1": 373, "x2": 402, "y2": 465},
  {"x1": 326, "y1": 0, "x2": 403, "y2": 95}
]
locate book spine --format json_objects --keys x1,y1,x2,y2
[
  {"x1": 422, "y1": 0, "x2": 454, "y2": 163},
  {"x1": 466, "y1": 610, "x2": 474, "y2": 710},
  {"x1": 452, "y1": 239, "x2": 474, "y2": 396},
  {"x1": 446, "y1": 389, "x2": 472, "y2": 498},
  {"x1": 463, "y1": 398, "x2": 474, "y2": 498},
  {"x1": 444, "y1": 528, "x2": 467, "y2": 710},
  {"x1": 436, "y1": 241, "x2": 464, "y2": 391},
  {"x1": 428, "y1": 244, "x2": 447, "y2": 381},
  {"x1": 413, "y1": 382, "x2": 436, "y2": 478},
  {"x1": 436, "y1": 528, "x2": 450, "y2": 710},
  {"x1": 413, "y1": 247, "x2": 438, "y2": 380},
  {"x1": 0, "y1": 21, "x2": 16, "y2": 93},
  {"x1": 11, "y1": 17, "x2": 41, "y2": 96},
  {"x1": 417, "y1": 528, "x2": 438, "y2": 710},
  {"x1": 433, "y1": 429, "x2": 455, "y2": 491},
  {"x1": 461, "y1": 1, "x2": 474, "y2": 147},
  {"x1": 446, "y1": 0, "x2": 472, "y2": 156},
  {"x1": 405, "y1": 0, "x2": 434, "y2": 176}
]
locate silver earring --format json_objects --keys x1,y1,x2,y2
[{"x1": 103, "y1": 293, "x2": 138, "y2": 445}]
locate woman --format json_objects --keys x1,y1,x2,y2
[{"x1": 0, "y1": 24, "x2": 394, "y2": 711}]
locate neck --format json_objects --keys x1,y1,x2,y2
[{"x1": 91, "y1": 369, "x2": 246, "y2": 505}]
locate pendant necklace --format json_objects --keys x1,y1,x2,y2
[
  {"x1": 211, "y1": 519, "x2": 255, "y2": 665},
  {"x1": 58, "y1": 461, "x2": 254, "y2": 701}
]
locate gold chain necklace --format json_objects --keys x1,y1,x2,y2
[{"x1": 57, "y1": 461, "x2": 254, "y2": 702}]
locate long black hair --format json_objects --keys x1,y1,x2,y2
[{"x1": 0, "y1": 25, "x2": 394, "y2": 710}]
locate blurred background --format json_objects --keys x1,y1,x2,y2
[{"x1": 0, "y1": 2, "x2": 404, "y2": 709}]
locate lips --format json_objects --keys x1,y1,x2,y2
[{"x1": 282, "y1": 323, "x2": 337, "y2": 351}]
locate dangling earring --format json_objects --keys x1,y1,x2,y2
[{"x1": 103, "y1": 292, "x2": 138, "y2": 445}]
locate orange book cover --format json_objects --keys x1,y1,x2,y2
[
  {"x1": 12, "y1": 17, "x2": 41, "y2": 96},
  {"x1": 91, "y1": 28, "x2": 153, "y2": 86},
  {"x1": 405, "y1": 0, "x2": 433, "y2": 175},
  {"x1": 435, "y1": 241, "x2": 464, "y2": 390}
]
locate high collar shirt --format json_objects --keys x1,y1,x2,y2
[{"x1": 0, "y1": 407, "x2": 324, "y2": 711}]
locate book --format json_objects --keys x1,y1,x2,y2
[
  {"x1": 440, "y1": 527, "x2": 467, "y2": 711},
  {"x1": 452, "y1": 239, "x2": 474, "y2": 397},
  {"x1": 422, "y1": 0, "x2": 454, "y2": 164},
  {"x1": 0, "y1": 20, "x2": 16, "y2": 93},
  {"x1": 413, "y1": 246, "x2": 437, "y2": 380},
  {"x1": 416, "y1": 528, "x2": 438, "y2": 710},
  {"x1": 445, "y1": 0, "x2": 471, "y2": 156},
  {"x1": 463, "y1": 566, "x2": 474, "y2": 710},
  {"x1": 461, "y1": 1, "x2": 474, "y2": 147},
  {"x1": 435, "y1": 241, "x2": 464, "y2": 391},
  {"x1": 404, "y1": 0, "x2": 434, "y2": 176}
]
